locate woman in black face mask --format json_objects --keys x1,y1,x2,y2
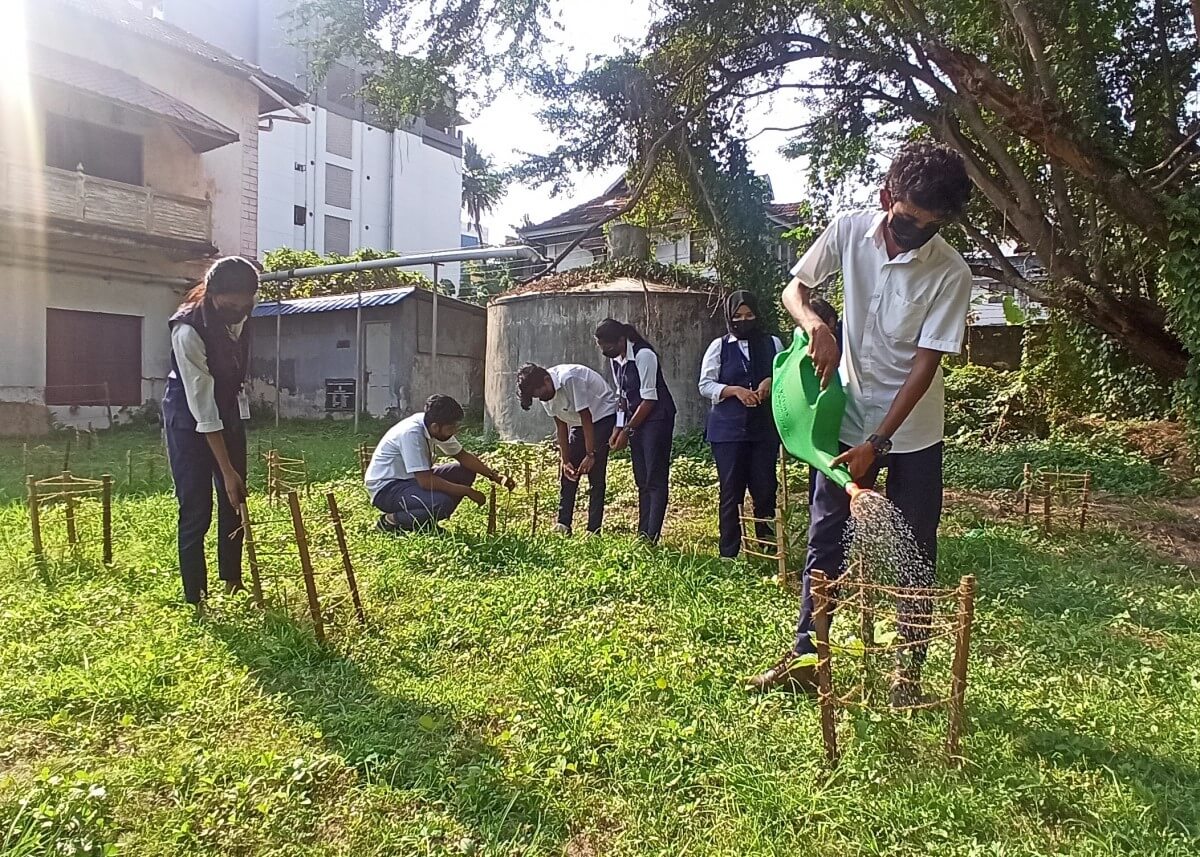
[
  {"x1": 162, "y1": 256, "x2": 258, "y2": 613},
  {"x1": 697, "y1": 291, "x2": 784, "y2": 559}
]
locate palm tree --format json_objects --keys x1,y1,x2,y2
[{"x1": 461, "y1": 139, "x2": 507, "y2": 245}]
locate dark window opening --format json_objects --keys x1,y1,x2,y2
[
  {"x1": 294, "y1": 205, "x2": 307, "y2": 226},
  {"x1": 45, "y1": 113, "x2": 144, "y2": 185},
  {"x1": 335, "y1": 339, "x2": 351, "y2": 349},
  {"x1": 45, "y1": 309, "x2": 142, "y2": 406}
]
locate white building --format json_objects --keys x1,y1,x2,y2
[
  {"x1": 0, "y1": 0, "x2": 304, "y2": 433},
  {"x1": 161, "y1": 0, "x2": 466, "y2": 284}
]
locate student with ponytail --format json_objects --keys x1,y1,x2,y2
[
  {"x1": 516, "y1": 362, "x2": 618, "y2": 535},
  {"x1": 161, "y1": 256, "x2": 258, "y2": 611},
  {"x1": 594, "y1": 319, "x2": 677, "y2": 543}
]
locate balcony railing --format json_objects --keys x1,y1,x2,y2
[{"x1": 0, "y1": 160, "x2": 212, "y2": 245}]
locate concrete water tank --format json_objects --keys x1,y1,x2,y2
[{"x1": 485, "y1": 277, "x2": 724, "y2": 441}]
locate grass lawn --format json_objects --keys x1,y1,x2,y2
[{"x1": 1, "y1": 422, "x2": 1197, "y2": 856}]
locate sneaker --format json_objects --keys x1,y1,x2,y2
[
  {"x1": 376, "y1": 514, "x2": 400, "y2": 534},
  {"x1": 745, "y1": 650, "x2": 819, "y2": 694},
  {"x1": 552, "y1": 522, "x2": 571, "y2": 535}
]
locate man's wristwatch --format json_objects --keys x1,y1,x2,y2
[{"x1": 866, "y1": 433, "x2": 893, "y2": 458}]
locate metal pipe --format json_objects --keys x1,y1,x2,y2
[
  {"x1": 354, "y1": 287, "x2": 362, "y2": 432},
  {"x1": 258, "y1": 245, "x2": 543, "y2": 282},
  {"x1": 432, "y1": 263, "x2": 439, "y2": 381},
  {"x1": 249, "y1": 75, "x2": 310, "y2": 124},
  {"x1": 274, "y1": 304, "x2": 281, "y2": 428}
]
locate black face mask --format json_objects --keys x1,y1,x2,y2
[
  {"x1": 730, "y1": 319, "x2": 758, "y2": 340},
  {"x1": 599, "y1": 344, "x2": 623, "y2": 360},
  {"x1": 210, "y1": 299, "x2": 250, "y2": 326},
  {"x1": 888, "y1": 212, "x2": 941, "y2": 251}
]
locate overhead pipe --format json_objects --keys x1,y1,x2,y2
[{"x1": 258, "y1": 245, "x2": 545, "y2": 282}]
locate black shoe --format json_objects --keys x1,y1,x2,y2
[
  {"x1": 376, "y1": 514, "x2": 400, "y2": 534},
  {"x1": 745, "y1": 650, "x2": 819, "y2": 694}
]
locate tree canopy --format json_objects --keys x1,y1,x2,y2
[{"x1": 297, "y1": 0, "x2": 1200, "y2": 394}]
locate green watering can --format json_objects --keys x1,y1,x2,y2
[{"x1": 771, "y1": 328, "x2": 858, "y2": 494}]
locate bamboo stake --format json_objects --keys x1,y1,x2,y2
[
  {"x1": 27, "y1": 475, "x2": 44, "y2": 568},
  {"x1": 524, "y1": 460, "x2": 532, "y2": 492},
  {"x1": 101, "y1": 474, "x2": 112, "y2": 565},
  {"x1": 240, "y1": 502, "x2": 264, "y2": 608},
  {"x1": 1079, "y1": 472, "x2": 1092, "y2": 531},
  {"x1": 327, "y1": 493, "x2": 365, "y2": 624},
  {"x1": 775, "y1": 507, "x2": 787, "y2": 587},
  {"x1": 487, "y1": 483, "x2": 497, "y2": 535},
  {"x1": 1022, "y1": 462, "x2": 1031, "y2": 525},
  {"x1": 1042, "y1": 478, "x2": 1052, "y2": 533},
  {"x1": 738, "y1": 503, "x2": 747, "y2": 556},
  {"x1": 127, "y1": 449, "x2": 134, "y2": 487},
  {"x1": 531, "y1": 491, "x2": 539, "y2": 535},
  {"x1": 812, "y1": 569, "x2": 839, "y2": 768},
  {"x1": 779, "y1": 447, "x2": 789, "y2": 512},
  {"x1": 288, "y1": 491, "x2": 325, "y2": 643},
  {"x1": 22, "y1": 443, "x2": 28, "y2": 479},
  {"x1": 62, "y1": 471, "x2": 77, "y2": 545},
  {"x1": 946, "y1": 575, "x2": 977, "y2": 764}
]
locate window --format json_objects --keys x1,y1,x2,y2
[
  {"x1": 324, "y1": 164, "x2": 353, "y2": 210},
  {"x1": 324, "y1": 63, "x2": 358, "y2": 110},
  {"x1": 45, "y1": 309, "x2": 142, "y2": 406},
  {"x1": 324, "y1": 215, "x2": 352, "y2": 255},
  {"x1": 45, "y1": 113, "x2": 143, "y2": 185},
  {"x1": 293, "y1": 205, "x2": 307, "y2": 227},
  {"x1": 325, "y1": 112, "x2": 353, "y2": 158}
]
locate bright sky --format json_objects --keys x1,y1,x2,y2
[{"x1": 463, "y1": 1, "x2": 824, "y2": 243}]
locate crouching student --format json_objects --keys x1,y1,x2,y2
[
  {"x1": 367, "y1": 395, "x2": 514, "y2": 533},
  {"x1": 516, "y1": 363, "x2": 618, "y2": 535}
]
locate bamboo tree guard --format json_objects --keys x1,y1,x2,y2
[
  {"x1": 26, "y1": 471, "x2": 114, "y2": 568},
  {"x1": 124, "y1": 449, "x2": 166, "y2": 487},
  {"x1": 738, "y1": 504, "x2": 789, "y2": 586},
  {"x1": 239, "y1": 490, "x2": 365, "y2": 641},
  {"x1": 808, "y1": 564, "x2": 977, "y2": 768},
  {"x1": 357, "y1": 443, "x2": 375, "y2": 479},
  {"x1": 263, "y1": 449, "x2": 310, "y2": 502},
  {"x1": 1022, "y1": 465, "x2": 1093, "y2": 532}
]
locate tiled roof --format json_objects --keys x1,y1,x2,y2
[
  {"x1": 50, "y1": 0, "x2": 305, "y2": 108},
  {"x1": 30, "y1": 44, "x2": 239, "y2": 153},
  {"x1": 520, "y1": 181, "x2": 806, "y2": 236}
]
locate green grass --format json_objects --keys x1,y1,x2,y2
[{"x1": 1, "y1": 424, "x2": 1198, "y2": 855}]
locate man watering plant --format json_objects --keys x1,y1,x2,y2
[{"x1": 747, "y1": 141, "x2": 973, "y2": 704}]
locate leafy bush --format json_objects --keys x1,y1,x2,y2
[
  {"x1": 945, "y1": 436, "x2": 1169, "y2": 495},
  {"x1": 943, "y1": 363, "x2": 1043, "y2": 442}
]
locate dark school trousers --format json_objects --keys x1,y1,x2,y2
[
  {"x1": 372, "y1": 463, "x2": 476, "y2": 530},
  {"x1": 793, "y1": 441, "x2": 943, "y2": 655},
  {"x1": 166, "y1": 423, "x2": 247, "y2": 604},
  {"x1": 558, "y1": 413, "x2": 616, "y2": 534},
  {"x1": 711, "y1": 437, "x2": 780, "y2": 558},
  {"x1": 631, "y1": 414, "x2": 675, "y2": 542}
]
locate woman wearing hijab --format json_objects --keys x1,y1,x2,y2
[{"x1": 698, "y1": 291, "x2": 784, "y2": 559}]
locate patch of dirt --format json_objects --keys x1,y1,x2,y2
[
  {"x1": 946, "y1": 488, "x2": 1200, "y2": 568},
  {"x1": 563, "y1": 819, "x2": 621, "y2": 857}
]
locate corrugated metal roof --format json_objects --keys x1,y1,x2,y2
[{"x1": 252, "y1": 288, "x2": 416, "y2": 318}]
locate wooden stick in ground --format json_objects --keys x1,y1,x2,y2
[
  {"x1": 240, "y1": 502, "x2": 264, "y2": 608},
  {"x1": 288, "y1": 491, "x2": 325, "y2": 643},
  {"x1": 946, "y1": 575, "x2": 977, "y2": 764},
  {"x1": 1079, "y1": 472, "x2": 1092, "y2": 531},
  {"x1": 531, "y1": 491, "x2": 539, "y2": 535},
  {"x1": 775, "y1": 507, "x2": 787, "y2": 587},
  {"x1": 738, "y1": 503, "x2": 747, "y2": 556},
  {"x1": 779, "y1": 448, "x2": 789, "y2": 513},
  {"x1": 101, "y1": 474, "x2": 112, "y2": 565},
  {"x1": 1022, "y1": 462, "x2": 1031, "y2": 525},
  {"x1": 1042, "y1": 477, "x2": 1052, "y2": 533},
  {"x1": 126, "y1": 449, "x2": 134, "y2": 487},
  {"x1": 811, "y1": 569, "x2": 840, "y2": 768},
  {"x1": 326, "y1": 492, "x2": 365, "y2": 624},
  {"x1": 524, "y1": 460, "x2": 532, "y2": 492},
  {"x1": 487, "y1": 483, "x2": 497, "y2": 535},
  {"x1": 62, "y1": 471, "x2": 77, "y2": 545},
  {"x1": 27, "y1": 475, "x2": 44, "y2": 568}
]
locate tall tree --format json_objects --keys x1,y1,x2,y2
[
  {"x1": 462, "y1": 139, "x2": 507, "y2": 245},
  {"x1": 297, "y1": 0, "x2": 1200, "y2": 386}
]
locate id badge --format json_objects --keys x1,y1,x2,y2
[
  {"x1": 237, "y1": 390, "x2": 251, "y2": 421},
  {"x1": 616, "y1": 410, "x2": 626, "y2": 428},
  {"x1": 616, "y1": 394, "x2": 628, "y2": 428}
]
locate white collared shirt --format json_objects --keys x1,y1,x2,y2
[
  {"x1": 170, "y1": 320, "x2": 245, "y2": 433},
  {"x1": 698, "y1": 334, "x2": 785, "y2": 404},
  {"x1": 364, "y1": 411, "x2": 463, "y2": 500},
  {"x1": 790, "y1": 210, "x2": 972, "y2": 453},
  {"x1": 611, "y1": 341, "x2": 659, "y2": 401},
  {"x1": 542, "y1": 364, "x2": 619, "y2": 426}
]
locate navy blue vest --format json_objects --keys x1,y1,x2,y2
[
  {"x1": 162, "y1": 302, "x2": 249, "y2": 431},
  {"x1": 705, "y1": 335, "x2": 778, "y2": 444},
  {"x1": 612, "y1": 341, "x2": 675, "y2": 424}
]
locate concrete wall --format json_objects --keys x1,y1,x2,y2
[
  {"x1": 485, "y1": 290, "x2": 724, "y2": 441},
  {"x1": 245, "y1": 292, "x2": 485, "y2": 419}
]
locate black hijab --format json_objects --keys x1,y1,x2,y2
[{"x1": 722, "y1": 290, "x2": 773, "y2": 385}]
